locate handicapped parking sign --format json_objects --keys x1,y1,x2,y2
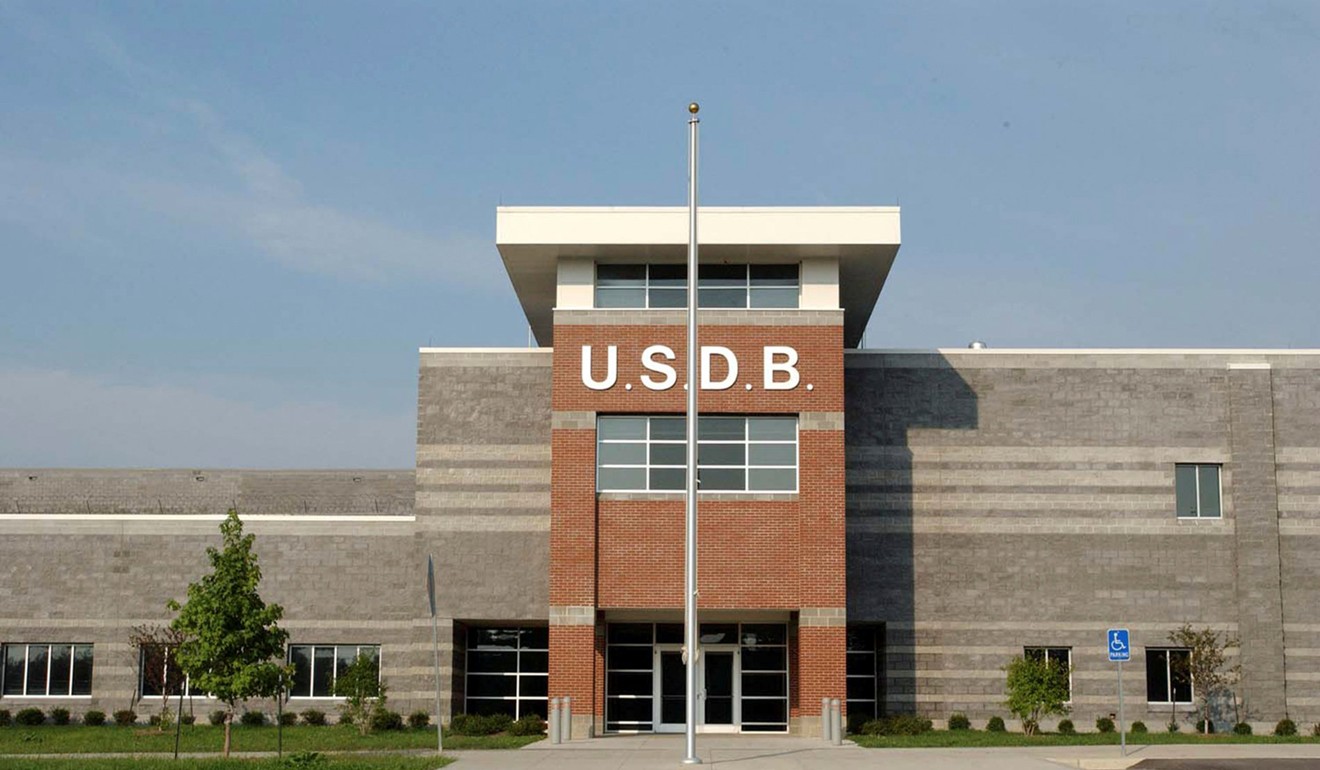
[{"x1": 1108, "y1": 628, "x2": 1130, "y2": 662}]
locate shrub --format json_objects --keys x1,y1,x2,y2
[
  {"x1": 0, "y1": 710, "x2": 10, "y2": 727},
  {"x1": 1234, "y1": 722, "x2": 1252, "y2": 735},
  {"x1": 1130, "y1": 721, "x2": 1148, "y2": 734},
  {"x1": 1057, "y1": 719, "x2": 1075, "y2": 735},
  {"x1": 448, "y1": 712, "x2": 514, "y2": 736},
  {"x1": 858, "y1": 715, "x2": 933, "y2": 736},
  {"x1": 1003, "y1": 654, "x2": 1071, "y2": 736},
  {"x1": 947, "y1": 713, "x2": 970, "y2": 731},
  {"x1": 83, "y1": 710, "x2": 106, "y2": 727},
  {"x1": 1195, "y1": 718, "x2": 1216, "y2": 734},
  {"x1": 148, "y1": 714, "x2": 161, "y2": 726},
  {"x1": 986, "y1": 715, "x2": 1006, "y2": 733},
  {"x1": 1313, "y1": 722, "x2": 1320, "y2": 738},
  {"x1": 338, "y1": 713, "x2": 353, "y2": 726},
  {"x1": 407, "y1": 711, "x2": 430, "y2": 729},
  {"x1": 285, "y1": 752, "x2": 326, "y2": 768},
  {"x1": 1167, "y1": 720, "x2": 1180, "y2": 733},
  {"x1": 369, "y1": 710, "x2": 404, "y2": 731},
  {"x1": 240, "y1": 711, "x2": 267, "y2": 727},
  {"x1": 1095, "y1": 716, "x2": 1115, "y2": 734},
  {"x1": 15, "y1": 708, "x2": 45, "y2": 726},
  {"x1": 1275, "y1": 718, "x2": 1297, "y2": 737},
  {"x1": 113, "y1": 710, "x2": 137, "y2": 727},
  {"x1": 48, "y1": 708, "x2": 70, "y2": 726},
  {"x1": 300, "y1": 710, "x2": 326, "y2": 726},
  {"x1": 509, "y1": 714, "x2": 546, "y2": 736},
  {"x1": 278, "y1": 711, "x2": 298, "y2": 727},
  {"x1": 181, "y1": 713, "x2": 196, "y2": 725},
  {"x1": 209, "y1": 710, "x2": 227, "y2": 726}
]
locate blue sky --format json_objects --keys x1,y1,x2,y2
[{"x1": 1, "y1": 1, "x2": 1317, "y2": 468}]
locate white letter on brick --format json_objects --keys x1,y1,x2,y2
[
  {"x1": 763, "y1": 346, "x2": 800, "y2": 390},
  {"x1": 581, "y1": 345, "x2": 617, "y2": 390},
  {"x1": 701, "y1": 346, "x2": 738, "y2": 390},
  {"x1": 641, "y1": 344, "x2": 677, "y2": 391}
]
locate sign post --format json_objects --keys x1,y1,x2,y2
[
  {"x1": 428, "y1": 555, "x2": 443, "y2": 755},
  {"x1": 1108, "y1": 628, "x2": 1130, "y2": 756}
]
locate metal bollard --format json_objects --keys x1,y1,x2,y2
[
  {"x1": 830, "y1": 698, "x2": 842, "y2": 746},
  {"x1": 822, "y1": 697, "x2": 833, "y2": 741},
  {"x1": 561, "y1": 695, "x2": 572, "y2": 743},
  {"x1": 549, "y1": 697, "x2": 561, "y2": 744}
]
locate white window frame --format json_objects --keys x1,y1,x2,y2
[
  {"x1": 593, "y1": 264, "x2": 800, "y2": 310},
  {"x1": 1, "y1": 643, "x2": 94, "y2": 698},
  {"x1": 1175, "y1": 464, "x2": 1222, "y2": 519},
  {"x1": 1145, "y1": 647, "x2": 1194, "y2": 705},
  {"x1": 138, "y1": 645, "x2": 197, "y2": 699},
  {"x1": 1024, "y1": 646, "x2": 1073, "y2": 703},
  {"x1": 287, "y1": 644, "x2": 380, "y2": 700},
  {"x1": 596, "y1": 416, "x2": 798, "y2": 494}
]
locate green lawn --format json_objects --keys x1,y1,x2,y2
[
  {"x1": 0, "y1": 725, "x2": 541, "y2": 755},
  {"x1": 852, "y1": 730, "x2": 1320, "y2": 748},
  {"x1": 0, "y1": 757, "x2": 450, "y2": 770}
]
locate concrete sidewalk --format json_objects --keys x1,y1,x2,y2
[{"x1": 446, "y1": 735, "x2": 1320, "y2": 770}]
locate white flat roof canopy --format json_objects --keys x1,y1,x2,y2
[{"x1": 496, "y1": 206, "x2": 902, "y2": 347}]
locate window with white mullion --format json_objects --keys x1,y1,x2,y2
[
  {"x1": 594, "y1": 264, "x2": 799, "y2": 309},
  {"x1": 1, "y1": 643, "x2": 94, "y2": 697},
  {"x1": 597, "y1": 416, "x2": 797, "y2": 493}
]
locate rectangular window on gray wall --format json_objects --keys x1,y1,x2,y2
[
  {"x1": 1024, "y1": 647, "x2": 1072, "y2": 701},
  {"x1": 288, "y1": 644, "x2": 379, "y2": 699},
  {"x1": 597, "y1": 416, "x2": 798, "y2": 493},
  {"x1": 1, "y1": 643, "x2": 93, "y2": 696},
  {"x1": 464, "y1": 627, "x2": 548, "y2": 720},
  {"x1": 1146, "y1": 648, "x2": 1192, "y2": 703},
  {"x1": 846, "y1": 626, "x2": 881, "y2": 726},
  {"x1": 594, "y1": 264, "x2": 800, "y2": 309},
  {"x1": 1175, "y1": 464, "x2": 1221, "y2": 518}
]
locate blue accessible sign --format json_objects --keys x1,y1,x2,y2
[{"x1": 1108, "y1": 628, "x2": 1130, "y2": 662}]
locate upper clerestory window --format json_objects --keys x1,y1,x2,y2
[
  {"x1": 595, "y1": 264, "x2": 799, "y2": 309},
  {"x1": 1175, "y1": 463, "x2": 1221, "y2": 519}
]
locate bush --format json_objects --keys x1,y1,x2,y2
[
  {"x1": 1167, "y1": 720, "x2": 1180, "y2": 733},
  {"x1": 240, "y1": 711, "x2": 267, "y2": 727},
  {"x1": 448, "y1": 712, "x2": 514, "y2": 736},
  {"x1": 407, "y1": 711, "x2": 430, "y2": 729},
  {"x1": 1313, "y1": 722, "x2": 1320, "y2": 738},
  {"x1": 509, "y1": 714, "x2": 546, "y2": 736},
  {"x1": 208, "y1": 710, "x2": 227, "y2": 726},
  {"x1": 48, "y1": 708, "x2": 70, "y2": 726},
  {"x1": 181, "y1": 713, "x2": 196, "y2": 725},
  {"x1": 15, "y1": 708, "x2": 45, "y2": 726},
  {"x1": 1275, "y1": 718, "x2": 1297, "y2": 736},
  {"x1": 858, "y1": 715, "x2": 933, "y2": 736},
  {"x1": 0, "y1": 710, "x2": 10, "y2": 727},
  {"x1": 113, "y1": 710, "x2": 137, "y2": 727},
  {"x1": 369, "y1": 710, "x2": 404, "y2": 731},
  {"x1": 1234, "y1": 722, "x2": 1252, "y2": 735},
  {"x1": 285, "y1": 752, "x2": 326, "y2": 769},
  {"x1": 338, "y1": 713, "x2": 353, "y2": 726},
  {"x1": 83, "y1": 710, "x2": 106, "y2": 727},
  {"x1": 278, "y1": 711, "x2": 298, "y2": 727},
  {"x1": 947, "y1": 713, "x2": 970, "y2": 731},
  {"x1": 1057, "y1": 719, "x2": 1075, "y2": 735},
  {"x1": 300, "y1": 710, "x2": 326, "y2": 726},
  {"x1": 1095, "y1": 716, "x2": 1115, "y2": 734},
  {"x1": 986, "y1": 715, "x2": 1006, "y2": 733},
  {"x1": 1130, "y1": 721, "x2": 1148, "y2": 734},
  {"x1": 1195, "y1": 718, "x2": 1216, "y2": 734}
]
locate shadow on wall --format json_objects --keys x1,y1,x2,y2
[{"x1": 845, "y1": 353, "x2": 978, "y2": 721}]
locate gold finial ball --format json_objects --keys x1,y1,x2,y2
[{"x1": 688, "y1": 102, "x2": 700, "y2": 114}]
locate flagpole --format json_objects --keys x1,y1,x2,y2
[{"x1": 683, "y1": 101, "x2": 702, "y2": 766}]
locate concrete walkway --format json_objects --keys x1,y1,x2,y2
[{"x1": 445, "y1": 735, "x2": 1320, "y2": 770}]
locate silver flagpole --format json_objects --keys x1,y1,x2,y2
[{"x1": 683, "y1": 101, "x2": 702, "y2": 766}]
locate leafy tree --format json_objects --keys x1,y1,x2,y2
[
  {"x1": 1168, "y1": 624, "x2": 1239, "y2": 734},
  {"x1": 168, "y1": 510, "x2": 291, "y2": 756},
  {"x1": 334, "y1": 653, "x2": 387, "y2": 736},
  {"x1": 1004, "y1": 655, "x2": 1070, "y2": 735}
]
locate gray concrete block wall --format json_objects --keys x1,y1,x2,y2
[{"x1": 845, "y1": 351, "x2": 1318, "y2": 729}]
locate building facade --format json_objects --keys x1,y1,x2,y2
[{"x1": 3, "y1": 205, "x2": 1319, "y2": 735}]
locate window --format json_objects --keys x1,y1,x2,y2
[
  {"x1": 594, "y1": 264, "x2": 799, "y2": 309},
  {"x1": 464, "y1": 627, "x2": 548, "y2": 720},
  {"x1": 596, "y1": 416, "x2": 798, "y2": 493},
  {"x1": 1, "y1": 643, "x2": 93, "y2": 696},
  {"x1": 288, "y1": 644, "x2": 379, "y2": 699},
  {"x1": 847, "y1": 626, "x2": 882, "y2": 724},
  {"x1": 1146, "y1": 648, "x2": 1192, "y2": 703},
  {"x1": 1175, "y1": 464, "x2": 1221, "y2": 518},
  {"x1": 139, "y1": 645, "x2": 194, "y2": 698},
  {"x1": 1024, "y1": 647, "x2": 1072, "y2": 701}
]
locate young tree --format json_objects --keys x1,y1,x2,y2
[
  {"x1": 168, "y1": 510, "x2": 291, "y2": 757},
  {"x1": 1004, "y1": 655, "x2": 1071, "y2": 736},
  {"x1": 334, "y1": 653, "x2": 387, "y2": 735},
  {"x1": 1168, "y1": 624, "x2": 1239, "y2": 734},
  {"x1": 128, "y1": 624, "x2": 187, "y2": 731}
]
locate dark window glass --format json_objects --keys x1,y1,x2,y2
[
  {"x1": 596, "y1": 288, "x2": 645, "y2": 308},
  {"x1": 465, "y1": 698, "x2": 517, "y2": 717},
  {"x1": 748, "y1": 417, "x2": 797, "y2": 441},
  {"x1": 608, "y1": 624, "x2": 654, "y2": 645},
  {"x1": 649, "y1": 264, "x2": 686, "y2": 286},
  {"x1": 599, "y1": 442, "x2": 646, "y2": 465},
  {"x1": 741, "y1": 647, "x2": 787, "y2": 672},
  {"x1": 472, "y1": 628, "x2": 522, "y2": 649},
  {"x1": 598, "y1": 417, "x2": 647, "y2": 441},
  {"x1": 698, "y1": 624, "x2": 737, "y2": 644},
  {"x1": 649, "y1": 468, "x2": 685, "y2": 491},
  {"x1": 607, "y1": 671, "x2": 653, "y2": 696},
  {"x1": 596, "y1": 265, "x2": 646, "y2": 285},
  {"x1": 48, "y1": 644, "x2": 71, "y2": 695},
  {"x1": 748, "y1": 468, "x2": 796, "y2": 492},
  {"x1": 748, "y1": 444, "x2": 795, "y2": 466},
  {"x1": 26, "y1": 645, "x2": 48, "y2": 696},
  {"x1": 523, "y1": 699, "x2": 549, "y2": 719},
  {"x1": 290, "y1": 646, "x2": 312, "y2": 697},
  {"x1": 750, "y1": 287, "x2": 798, "y2": 308},
  {"x1": 71, "y1": 645, "x2": 94, "y2": 696},
  {"x1": 649, "y1": 418, "x2": 685, "y2": 441},
  {"x1": 1170, "y1": 650, "x2": 1192, "y2": 702},
  {"x1": 607, "y1": 696, "x2": 653, "y2": 723},
  {"x1": 521, "y1": 627, "x2": 549, "y2": 650},
  {"x1": 699, "y1": 288, "x2": 744, "y2": 308},
  {"x1": 521, "y1": 650, "x2": 548, "y2": 673},
  {"x1": 697, "y1": 467, "x2": 744, "y2": 491},
  {"x1": 742, "y1": 672, "x2": 787, "y2": 697},
  {"x1": 698, "y1": 443, "x2": 745, "y2": 466},
  {"x1": 698, "y1": 264, "x2": 746, "y2": 287},
  {"x1": 699, "y1": 417, "x2": 745, "y2": 441},
  {"x1": 847, "y1": 626, "x2": 877, "y2": 652},
  {"x1": 466, "y1": 674, "x2": 517, "y2": 698},
  {"x1": 1198, "y1": 467, "x2": 1222, "y2": 518},
  {"x1": 846, "y1": 652, "x2": 875, "y2": 677},
  {"x1": 656, "y1": 624, "x2": 684, "y2": 644},
  {"x1": 649, "y1": 443, "x2": 685, "y2": 466},
  {"x1": 521, "y1": 675, "x2": 548, "y2": 697},
  {"x1": 749, "y1": 264, "x2": 798, "y2": 286},
  {"x1": 649, "y1": 288, "x2": 686, "y2": 308},
  {"x1": 467, "y1": 650, "x2": 517, "y2": 673},
  {"x1": 1175, "y1": 465, "x2": 1199, "y2": 517},
  {"x1": 740, "y1": 625, "x2": 787, "y2": 646},
  {"x1": 607, "y1": 646, "x2": 653, "y2": 671},
  {"x1": 312, "y1": 647, "x2": 334, "y2": 697},
  {"x1": 599, "y1": 467, "x2": 646, "y2": 491},
  {"x1": 1146, "y1": 649, "x2": 1170, "y2": 702},
  {"x1": 741, "y1": 698, "x2": 787, "y2": 725},
  {"x1": 3, "y1": 646, "x2": 24, "y2": 695},
  {"x1": 847, "y1": 675, "x2": 876, "y2": 702}
]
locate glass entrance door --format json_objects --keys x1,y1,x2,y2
[
  {"x1": 701, "y1": 649, "x2": 737, "y2": 732},
  {"x1": 655, "y1": 647, "x2": 685, "y2": 733},
  {"x1": 654, "y1": 645, "x2": 740, "y2": 733}
]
